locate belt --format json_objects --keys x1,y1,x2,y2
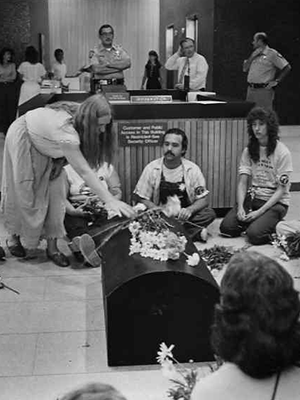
[
  {"x1": 94, "y1": 78, "x2": 124, "y2": 85},
  {"x1": 248, "y1": 82, "x2": 268, "y2": 89}
]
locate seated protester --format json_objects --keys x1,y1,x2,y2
[
  {"x1": 133, "y1": 128, "x2": 216, "y2": 241},
  {"x1": 276, "y1": 219, "x2": 300, "y2": 237},
  {"x1": 191, "y1": 251, "x2": 300, "y2": 400},
  {"x1": 220, "y1": 107, "x2": 292, "y2": 245},
  {"x1": 64, "y1": 162, "x2": 122, "y2": 264}
]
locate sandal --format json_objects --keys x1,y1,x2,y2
[
  {"x1": 46, "y1": 250, "x2": 70, "y2": 267},
  {"x1": 79, "y1": 234, "x2": 102, "y2": 268},
  {"x1": 6, "y1": 239, "x2": 26, "y2": 258}
]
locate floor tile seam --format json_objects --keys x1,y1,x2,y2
[
  {"x1": 0, "y1": 367, "x2": 164, "y2": 378},
  {"x1": 0, "y1": 299, "x2": 104, "y2": 304},
  {"x1": 30, "y1": 331, "x2": 39, "y2": 376},
  {"x1": 0, "y1": 272, "x2": 102, "y2": 278},
  {"x1": 0, "y1": 328, "x2": 106, "y2": 336},
  {"x1": 0, "y1": 332, "x2": 39, "y2": 337},
  {"x1": 0, "y1": 369, "x2": 123, "y2": 378}
]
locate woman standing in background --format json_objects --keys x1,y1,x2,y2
[
  {"x1": 18, "y1": 46, "x2": 46, "y2": 105},
  {"x1": 0, "y1": 47, "x2": 18, "y2": 134},
  {"x1": 141, "y1": 50, "x2": 163, "y2": 90}
]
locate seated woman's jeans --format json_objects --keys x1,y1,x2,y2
[{"x1": 220, "y1": 195, "x2": 288, "y2": 245}]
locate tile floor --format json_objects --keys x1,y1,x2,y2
[{"x1": 0, "y1": 127, "x2": 299, "y2": 400}]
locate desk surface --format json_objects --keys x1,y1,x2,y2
[{"x1": 18, "y1": 90, "x2": 254, "y2": 119}]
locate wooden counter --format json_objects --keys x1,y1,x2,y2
[{"x1": 19, "y1": 90, "x2": 253, "y2": 208}]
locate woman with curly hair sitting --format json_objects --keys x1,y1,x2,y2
[
  {"x1": 220, "y1": 107, "x2": 292, "y2": 245},
  {"x1": 191, "y1": 251, "x2": 300, "y2": 400}
]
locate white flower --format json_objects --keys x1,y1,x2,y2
[
  {"x1": 186, "y1": 252, "x2": 200, "y2": 266},
  {"x1": 161, "y1": 359, "x2": 180, "y2": 380},
  {"x1": 129, "y1": 241, "x2": 141, "y2": 255},
  {"x1": 129, "y1": 221, "x2": 141, "y2": 234},
  {"x1": 280, "y1": 252, "x2": 290, "y2": 261},
  {"x1": 178, "y1": 183, "x2": 186, "y2": 192},
  {"x1": 168, "y1": 249, "x2": 180, "y2": 260},
  {"x1": 157, "y1": 342, "x2": 175, "y2": 364},
  {"x1": 133, "y1": 203, "x2": 147, "y2": 212},
  {"x1": 162, "y1": 195, "x2": 181, "y2": 217}
]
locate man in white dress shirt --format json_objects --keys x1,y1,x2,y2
[{"x1": 165, "y1": 38, "x2": 208, "y2": 91}]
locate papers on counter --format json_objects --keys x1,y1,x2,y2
[
  {"x1": 197, "y1": 100, "x2": 226, "y2": 104},
  {"x1": 187, "y1": 91, "x2": 216, "y2": 101}
]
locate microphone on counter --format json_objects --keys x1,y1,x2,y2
[{"x1": 183, "y1": 75, "x2": 190, "y2": 92}]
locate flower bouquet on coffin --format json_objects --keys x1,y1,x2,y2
[
  {"x1": 88, "y1": 195, "x2": 201, "y2": 266},
  {"x1": 128, "y1": 208, "x2": 200, "y2": 265}
]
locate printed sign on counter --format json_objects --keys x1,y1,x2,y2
[
  {"x1": 106, "y1": 92, "x2": 130, "y2": 102},
  {"x1": 118, "y1": 122, "x2": 167, "y2": 146},
  {"x1": 130, "y1": 95, "x2": 172, "y2": 103}
]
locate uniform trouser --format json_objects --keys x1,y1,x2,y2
[
  {"x1": 276, "y1": 220, "x2": 300, "y2": 237},
  {"x1": 184, "y1": 207, "x2": 216, "y2": 239},
  {"x1": 246, "y1": 87, "x2": 274, "y2": 110},
  {"x1": 220, "y1": 197, "x2": 288, "y2": 245}
]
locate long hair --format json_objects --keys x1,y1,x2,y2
[
  {"x1": 247, "y1": 107, "x2": 279, "y2": 162},
  {"x1": 211, "y1": 251, "x2": 300, "y2": 378},
  {"x1": 25, "y1": 46, "x2": 39, "y2": 64},
  {"x1": 59, "y1": 382, "x2": 127, "y2": 400},
  {"x1": 146, "y1": 50, "x2": 161, "y2": 68},
  {"x1": 74, "y1": 94, "x2": 115, "y2": 169},
  {"x1": 0, "y1": 47, "x2": 14, "y2": 64},
  {"x1": 46, "y1": 101, "x2": 80, "y2": 117}
]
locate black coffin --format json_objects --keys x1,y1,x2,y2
[{"x1": 101, "y1": 224, "x2": 220, "y2": 366}]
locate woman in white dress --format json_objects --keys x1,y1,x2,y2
[
  {"x1": 1, "y1": 94, "x2": 135, "y2": 267},
  {"x1": 18, "y1": 46, "x2": 46, "y2": 105}
]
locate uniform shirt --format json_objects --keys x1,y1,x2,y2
[
  {"x1": 134, "y1": 157, "x2": 209, "y2": 205},
  {"x1": 247, "y1": 46, "x2": 289, "y2": 84},
  {"x1": 0, "y1": 63, "x2": 16, "y2": 82},
  {"x1": 90, "y1": 43, "x2": 131, "y2": 79},
  {"x1": 51, "y1": 61, "x2": 67, "y2": 81},
  {"x1": 165, "y1": 52, "x2": 208, "y2": 90},
  {"x1": 239, "y1": 141, "x2": 292, "y2": 206}
]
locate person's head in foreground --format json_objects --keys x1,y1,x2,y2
[
  {"x1": 59, "y1": 382, "x2": 127, "y2": 400},
  {"x1": 211, "y1": 251, "x2": 300, "y2": 378},
  {"x1": 247, "y1": 107, "x2": 279, "y2": 162}
]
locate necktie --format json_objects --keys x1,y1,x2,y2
[{"x1": 179, "y1": 58, "x2": 190, "y2": 84}]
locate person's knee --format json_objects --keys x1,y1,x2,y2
[
  {"x1": 246, "y1": 226, "x2": 269, "y2": 245},
  {"x1": 220, "y1": 218, "x2": 240, "y2": 237},
  {"x1": 206, "y1": 207, "x2": 216, "y2": 225}
]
